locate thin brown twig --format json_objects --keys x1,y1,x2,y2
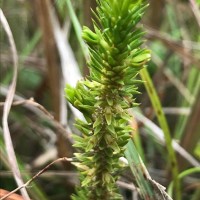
[
  {"x1": 25, "y1": 100, "x2": 54, "y2": 119},
  {"x1": 5, "y1": 97, "x2": 55, "y2": 119},
  {"x1": 0, "y1": 157, "x2": 73, "y2": 200},
  {"x1": 0, "y1": 96, "x2": 73, "y2": 142},
  {"x1": 0, "y1": 9, "x2": 30, "y2": 200},
  {"x1": 0, "y1": 98, "x2": 53, "y2": 120},
  {"x1": 0, "y1": 170, "x2": 77, "y2": 177}
]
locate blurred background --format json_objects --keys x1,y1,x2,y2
[{"x1": 0, "y1": 0, "x2": 200, "y2": 199}]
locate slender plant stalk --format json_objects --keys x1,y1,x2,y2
[
  {"x1": 65, "y1": 0, "x2": 89, "y2": 59},
  {"x1": 65, "y1": 0, "x2": 150, "y2": 199},
  {"x1": 140, "y1": 68, "x2": 181, "y2": 200},
  {"x1": 167, "y1": 167, "x2": 200, "y2": 197}
]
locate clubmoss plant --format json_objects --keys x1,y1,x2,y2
[{"x1": 65, "y1": 0, "x2": 150, "y2": 199}]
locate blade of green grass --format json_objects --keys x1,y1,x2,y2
[
  {"x1": 175, "y1": 67, "x2": 200, "y2": 139},
  {"x1": 132, "y1": 128, "x2": 146, "y2": 164},
  {"x1": 167, "y1": 167, "x2": 200, "y2": 197},
  {"x1": 125, "y1": 139, "x2": 173, "y2": 200},
  {"x1": 64, "y1": 0, "x2": 89, "y2": 60},
  {"x1": 20, "y1": 30, "x2": 41, "y2": 62},
  {"x1": 125, "y1": 139, "x2": 154, "y2": 199},
  {"x1": 140, "y1": 67, "x2": 181, "y2": 200}
]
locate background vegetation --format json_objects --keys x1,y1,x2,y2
[{"x1": 0, "y1": 0, "x2": 200, "y2": 199}]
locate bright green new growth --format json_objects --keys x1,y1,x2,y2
[{"x1": 65, "y1": 0, "x2": 150, "y2": 199}]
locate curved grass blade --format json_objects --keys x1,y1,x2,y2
[{"x1": 167, "y1": 167, "x2": 200, "y2": 197}]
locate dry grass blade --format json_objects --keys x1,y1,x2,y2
[
  {"x1": 48, "y1": 3, "x2": 84, "y2": 120},
  {"x1": 0, "y1": 157, "x2": 73, "y2": 200},
  {"x1": 125, "y1": 140, "x2": 173, "y2": 200},
  {"x1": 131, "y1": 109, "x2": 200, "y2": 167},
  {"x1": 0, "y1": 9, "x2": 30, "y2": 200}
]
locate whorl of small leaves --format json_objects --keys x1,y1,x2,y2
[{"x1": 65, "y1": 0, "x2": 150, "y2": 199}]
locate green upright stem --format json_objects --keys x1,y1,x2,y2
[
  {"x1": 65, "y1": 0, "x2": 89, "y2": 59},
  {"x1": 140, "y1": 68, "x2": 181, "y2": 200}
]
